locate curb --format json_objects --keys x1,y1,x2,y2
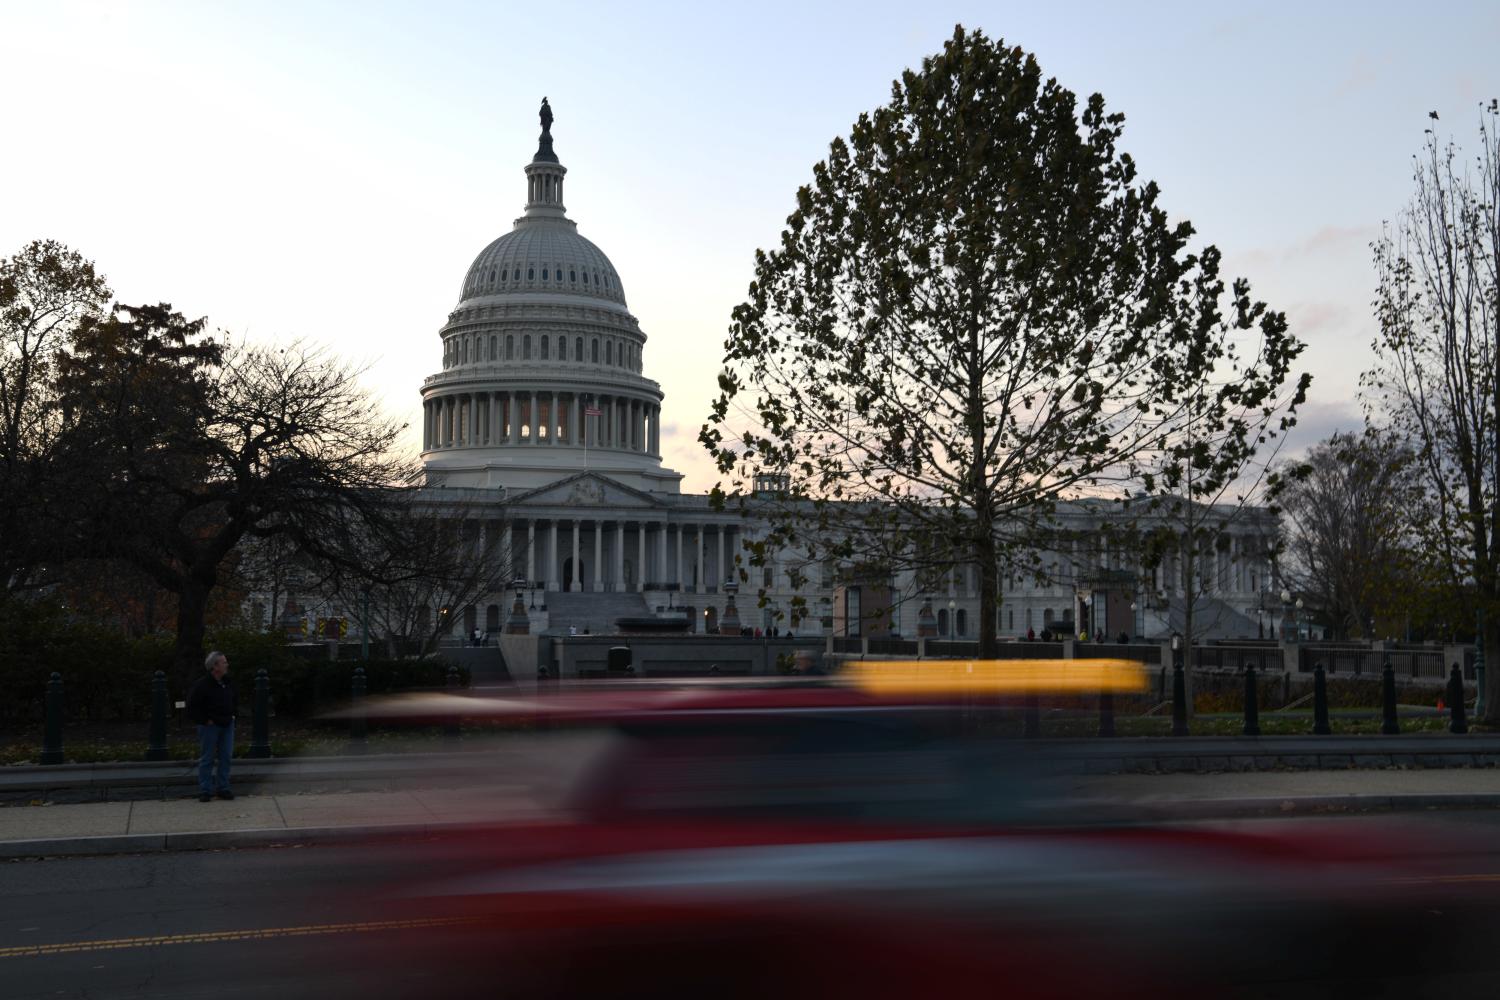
[
  {"x1": 6, "y1": 794, "x2": 1500, "y2": 859},
  {"x1": 0, "y1": 819, "x2": 475, "y2": 859}
]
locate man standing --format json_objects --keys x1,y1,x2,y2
[{"x1": 186, "y1": 651, "x2": 236, "y2": 802}]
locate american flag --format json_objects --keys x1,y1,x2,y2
[{"x1": 584, "y1": 406, "x2": 602, "y2": 416}]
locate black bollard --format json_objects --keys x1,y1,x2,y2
[
  {"x1": 1098, "y1": 689, "x2": 1116, "y2": 738},
  {"x1": 41, "y1": 672, "x2": 64, "y2": 765},
  {"x1": 248, "y1": 668, "x2": 272, "y2": 758},
  {"x1": 444, "y1": 664, "x2": 462, "y2": 741},
  {"x1": 1381, "y1": 659, "x2": 1400, "y2": 735},
  {"x1": 1447, "y1": 663, "x2": 1469, "y2": 734},
  {"x1": 1023, "y1": 695, "x2": 1041, "y2": 739},
  {"x1": 1242, "y1": 663, "x2": 1261, "y2": 737},
  {"x1": 1171, "y1": 661, "x2": 1188, "y2": 737},
  {"x1": 350, "y1": 666, "x2": 368, "y2": 750},
  {"x1": 146, "y1": 670, "x2": 169, "y2": 761},
  {"x1": 1312, "y1": 661, "x2": 1331, "y2": 735}
]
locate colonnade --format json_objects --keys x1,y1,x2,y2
[
  {"x1": 422, "y1": 390, "x2": 661, "y2": 454},
  {"x1": 482, "y1": 516, "x2": 739, "y2": 594}
]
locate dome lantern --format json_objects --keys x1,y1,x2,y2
[{"x1": 524, "y1": 97, "x2": 567, "y2": 221}]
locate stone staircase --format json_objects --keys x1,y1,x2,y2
[{"x1": 543, "y1": 590, "x2": 650, "y2": 635}]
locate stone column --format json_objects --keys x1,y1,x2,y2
[
  {"x1": 529, "y1": 391, "x2": 539, "y2": 444},
  {"x1": 716, "y1": 526, "x2": 725, "y2": 592},
  {"x1": 657, "y1": 521, "x2": 667, "y2": 591},
  {"x1": 695, "y1": 525, "x2": 705, "y2": 595},
  {"x1": 637, "y1": 523, "x2": 646, "y2": 592},
  {"x1": 617, "y1": 398, "x2": 626, "y2": 448},
  {"x1": 508, "y1": 393, "x2": 520, "y2": 445},
  {"x1": 548, "y1": 521, "x2": 558, "y2": 591},
  {"x1": 547, "y1": 391, "x2": 559, "y2": 445},
  {"x1": 572, "y1": 520, "x2": 581, "y2": 592},
  {"x1": 594, "y1": 519, "x2": 603, "y2": 593},
  {"x1": 616, "y1": 521, "x2": 625, "y2": 593},
  {"x1": 490, "y1": 392, "x2": 501, "y2": 445},
  {"x1": 526, "y1": 520, "x2": 535, "y2": 584},
  {"x1": 675, "y1": 524, "x2": 683, "y2": 590},
  {"x1": 571, "y1": 395, "x2": 581, "y2": 446}
]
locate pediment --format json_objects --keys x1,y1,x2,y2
[{"x1": 509, "y1": 472, "x2": 665, "y2": 510}]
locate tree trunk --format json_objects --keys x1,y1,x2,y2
[
  {"x1": 173, "y1": 582, "x2": 211, "y2": 690},
  {"x1": 978, "y1": 523, "x2": 999, "y2": 659}
]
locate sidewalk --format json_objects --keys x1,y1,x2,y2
[{"x1": 4, "y1": 757, "x2": 1500, "y2": 859}]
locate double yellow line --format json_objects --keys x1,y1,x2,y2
[{"x1": 0, "y1": 916, "x2": 476, "y2": 960}]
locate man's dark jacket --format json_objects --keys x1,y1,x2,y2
[{"x1": 186, "y1": 674, "x2": 236, "y2": 727}]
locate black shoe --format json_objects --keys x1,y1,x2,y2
[
  {"x1": 217, "y1": 790, "x2": 235, "y2": 800},
  {"x1": 199, "y1": 792, "x2": 212, "y2": 803}
]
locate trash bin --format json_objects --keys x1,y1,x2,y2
[{"x1": 607, "y1": 645, "x2": 634, "y2": 675}]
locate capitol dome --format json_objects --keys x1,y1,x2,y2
[
  {"x1": 419, "y1": 99, "x2": 681, "y2": 495},
  {"x1": 458, "y1": 224, "x2": 627, "y2": 308}
]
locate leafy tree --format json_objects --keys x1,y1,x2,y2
[
  {"x1": 0, "y1": 240, "x2": 110, "y2": 589},
  {"x1": 54, "y1": 304, "x2": 409, "y2": 684},
  {"x1": 1363, "y1": 103, "x2": 1500, "y2": 718},
  {"x1": 703, "y1": 26, "x2": 1306, "y2": 656}
]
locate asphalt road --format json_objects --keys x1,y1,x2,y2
[{"x1": 9, "y1": 812, "x2": 1500, "y2": 999}]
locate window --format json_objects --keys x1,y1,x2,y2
[
  {"x1": 763, "y1": 567, "x2": 773, "y2": 589},
  {"x1": 937, "y1": 609, "x2": 949, "y2": 636},
  {"x1": 570, "y1": 270, "x2": 576, "y2": 282},
  {"x1": 527, "y1": 268, "x2": 534, "y2": 280},
  {"x1": 489, "y1": 336, "x2": 497, "y2": 361},
  {"x1": 583, "y1": 272, "x2": 589, "y2": 284},
  {"x1": 575, "y1": 337, "x2": 583, "y2": 360},
  {"x1": 559, "y1": 338, "x2": 567, "y2": 360},
  {"x1": 957, "y1": 610, "x2": 967, "y2": 636},
  {"x1": 540, "y1": 336, "x2": 549, "y2": 360},
  {"x1": 501, "y1": 269, "x2": 508, "y2": 281},
  {"x1": 462, "y1": 339, "x2": 469, "y2": 363},
  {"x1": 1043, "y1": 608, "x2": 1054, "y2": 626},
  {"x1": 523, "y1": 335, "x2": 531, "y2": 360},
  {"x1": 506, "y1": 336, "x2": 514, "y2": 360},
  {"x1": 542, "y1": 268, "x2": 549, "y2": 281},
  {"x1": 592, "y1": 339, "x2": 599, "y2": 363},
  {"x1": 606, "y1": 341, "x2": 612, "y2": 365}
]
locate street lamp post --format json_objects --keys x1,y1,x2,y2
[
  {"x1": 1280, "y1": 588, "x2": 1294, "y2": 642},
  {"x1": 948, "y1": 599, "x2": 956, "y2": 641},
  {"x1": 1130, "y1": 601, "x2": 1139, "y2": 643}
]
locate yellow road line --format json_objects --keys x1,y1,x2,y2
[{"x1": 0, "y1": 916, "x2": 476, "y2": 960}]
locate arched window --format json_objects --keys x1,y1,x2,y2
[
  {"x1": 462, "y1": 339, "x2": 469, "y2": 363},
  {"x1": 506, "y1": 335, "x2": 514, "y2": 360},
  {"x1": 501, "y1": 269, "x2": 508, "y2": 282},
  {"x1": 592, "y1": 339, "x2": 599, "y2": 363},
  {"x1": 606, "y1": 341, "x2": 612, "y2": 365},
  {"x1": 523, "y1": 335, "x2": 532, "y2": 360},
  {"x1": 527, "y1": 267, "x2": 534, "y2": 280},
  {"x1": 1043, "y1": 608, "x2": 1055, "y2": 626},
  {"x1": 956, "y1": 609, "x2": 967, "y2": 636},
  {"x1": 489, "y1": 336, "x2": 496, "y2": 361},
  {"x1": 540, "y1": 336, "x2": 549, "y2": 360},
  {"x1": 575, "y1": 337, "x2": 583, "y2": 360},
  {"x1": 583, "y1": 272, "x2": 590, "y2": 284},
  {"x1": 558, "y1": 337, "x2": 567, "y2": 361},
  {"x1": 937, "y1": 609, "x2": 949, "y2": 636},
  {"x1": 542, "y1": 268, "x2": 549, "y2": 281},
  {"x1": 570, "y1": 269, "x2": 576, "y2": 282}
]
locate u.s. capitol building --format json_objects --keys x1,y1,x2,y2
[{"x1": 303, "y1": 101, "x2": 1281, "y2": 644}]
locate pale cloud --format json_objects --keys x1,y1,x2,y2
[{"x1": 1333, "y1": 51, "x2": 1394, "y2": 99}]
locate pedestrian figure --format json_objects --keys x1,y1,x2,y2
[
  {"x1": 186, "y1": 651, "x2": 236, "y2": 802},
  {"x1": 1026, "y1": 628, "x2": 1035, "y2": 641}
]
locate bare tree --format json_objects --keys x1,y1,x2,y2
[
  {"x1": 355, "y1": 490, "x2": 516, "y2": 656},
  {"x1": 1278, "y1": 432, "x2": 1417, "y2": 639},
  {"x1": 1363, "y1": 102, "x2": 1500, "y2": 718}
]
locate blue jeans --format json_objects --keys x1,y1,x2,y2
[{"x1": 197, "y1": 722, "x2": 233, "y2": 794}]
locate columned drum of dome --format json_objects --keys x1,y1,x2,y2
[{"x1": 420, "y1": 101, "x2": 682, "y2": 494}]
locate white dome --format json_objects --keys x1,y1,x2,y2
[{"x1": 459, "y1": 221, "x2": 626, "y2": 307}]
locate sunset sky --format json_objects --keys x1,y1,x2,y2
[{"x1": 2, "y1": 0, "x2": 1495, "y2": 491}]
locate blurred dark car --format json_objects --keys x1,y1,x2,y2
[{"x1": 349, "y1": 685, "x2": 1500, "y2": 998}]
